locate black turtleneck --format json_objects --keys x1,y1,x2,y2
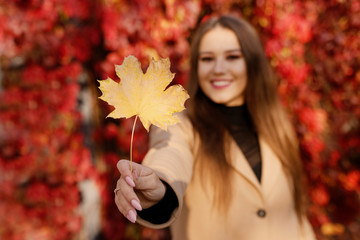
[
  {"x1": 219, "y1": 104, "x2": 262, "y2": 182},
  {"x1": 137, "y1": 104, "x2": 262, "y2": 224}
]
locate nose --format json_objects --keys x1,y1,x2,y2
[{"x1": 214, "y1": 57, "x2": 225, "y2": 74}]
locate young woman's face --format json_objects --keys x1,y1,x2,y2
[{"x1": 197, "y1": 26, "x2": 247, "y2": 106}]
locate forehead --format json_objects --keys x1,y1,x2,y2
[{"x1": 199, "y1": 26, "x2": 241, "y2": 53}]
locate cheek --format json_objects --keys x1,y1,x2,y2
[
  {"x1": 197, "y1": 76, "x2": 208, "y2": 94},
  {"x1": 197, "y1": 68, "x2": 207, "y2": 89},
  {"x1": 236, "y1": 73, "x2": 247, "y2": 91},
  {"x1": 197, "y1": 63, "x2": 213, "y2": 80},
  {"x1": 232, "y1": 60, "x2": 246, "y2": 74},
  {"x1": 197, "y1": 68, "x2": 211, "y2": 96},
  {"x1": 233, "y1": 63, "x2": 247, "y2": 82}
]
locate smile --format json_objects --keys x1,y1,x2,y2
[{"x1": 211, "y1": 79, "x2": 232, "y2": 89}]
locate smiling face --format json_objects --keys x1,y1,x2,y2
[{"x1": 197, "y1": 26, "x2": 247, "y2": 107}]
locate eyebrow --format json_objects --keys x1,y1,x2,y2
[{"x1": 199, "y1": 49, "x2": 242, "y2": 55}]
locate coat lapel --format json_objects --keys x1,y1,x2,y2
[
  {"x1": 229, "y1": 139, "x2": 262, "y2": 192},
  {"x1": 259, "y1": 137, "x2": 283, "y2": 197},
  {"x1": 229, "y1": 137, "x2": 282, "y2": 196}
]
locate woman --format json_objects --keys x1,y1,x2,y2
[{"x1": 114, "y1": 15, "x2": 316, "y2": 240}]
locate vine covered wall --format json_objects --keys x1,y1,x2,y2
[
  {"x1": 0, "y1": 0, "x2": 101, "y2": 239},
  {"x1": 0, "y1": 0, "x2": 359, "y2": 239}
]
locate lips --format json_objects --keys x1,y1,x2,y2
[{"x1": 210, "y1": 79, "x2": 231, "y2": 89}]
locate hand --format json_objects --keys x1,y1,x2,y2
[{"x1": 114, "y1": 159, "x2": 166, "y2": 223}]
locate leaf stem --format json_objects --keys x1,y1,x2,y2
[{"x1": 130, "y1": 115, "x2": 138, "y2": 172}]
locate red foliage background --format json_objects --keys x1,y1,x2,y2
[{"x1": 0, "y1": 0, "x2": 359, "y2": 240}]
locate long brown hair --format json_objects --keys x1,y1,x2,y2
[{"x1": 186, "y1": 15, "x2": 306, "y2": 220}]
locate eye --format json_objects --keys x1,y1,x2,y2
[
  {"x1": 199, "y1": 56, "x2": 214, "y2": 62},
  {"x1": 226, "y1": 54, "x2": 242, "y2": 60}
]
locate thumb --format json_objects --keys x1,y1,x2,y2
[
  {"x1": 116, "y1": 160, "x2": 153, "y2": 188},
  {"x1": 134, "y1": 168, "x2": 166, "y2": 205},
  {"x1": 117, "y1": 160, "x2": 165, "y2": 205}
]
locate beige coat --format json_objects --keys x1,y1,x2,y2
[{"x1": 137, "y1": 113, "x2": 316, "y2": 240}]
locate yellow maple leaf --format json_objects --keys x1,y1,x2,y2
[
  {"x1": 98, "y1": 55, "x2": 189, "y2": 169},
  {"x1": 98, "y1": 55, "x2": 189, "y2": 132}
]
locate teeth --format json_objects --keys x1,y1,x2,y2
[{"x1": 212, "y1": 81, "x2": 230, "y2": 87}]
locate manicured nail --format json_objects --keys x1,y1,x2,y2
[
  {"x1": 125, "y1": 176, "x2": 135, "y2": 187},
  {"x1": 131, "y1": 199, "x2": 142, "y2": 211},
  {"x1": 127, "y1": 210, "x2": 136, "y2": 223}
]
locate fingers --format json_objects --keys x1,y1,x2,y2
[
  {"x1": 117, "y1": 159, "x2": 155, "y2": 191},
  {"x1": 115, "y1": 159, "x2": 165, "y2": 221},
  {"x1": 125, "y1": 175, "x2": 135, "y2": 187},
  {"x1": 115, "y1": 160, "x2": 144, "y2": 223},
  {"x1": 114, "y1": 195, "x2": 137, "y2": 223},
  {"x1": 114, "y1": 177, "x2": 142, "y2": 223},
  {"x1": 116, "y1": 160, "x2": 135, "y2": 181}
]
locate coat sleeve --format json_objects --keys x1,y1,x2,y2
[
  {"x1": 136, "y1": 113, "x2": 195, "y2": 229},
  {"x1": 300, "y1": 217, "x2": 317, "y2": 240}
]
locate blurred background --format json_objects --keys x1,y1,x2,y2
[{"x1": 0, "y1": 0, "x2": 359, "y2": 239}]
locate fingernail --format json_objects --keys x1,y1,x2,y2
[
  {"x1": 131, "y1": 199, "x2": 142, "y2": 211},
  {"x1": 127, "y1": 210, "x2": 136, "y2": 223},
  {"x1": 125, "y1": 176, "x2": 135, "y2": 187}
]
